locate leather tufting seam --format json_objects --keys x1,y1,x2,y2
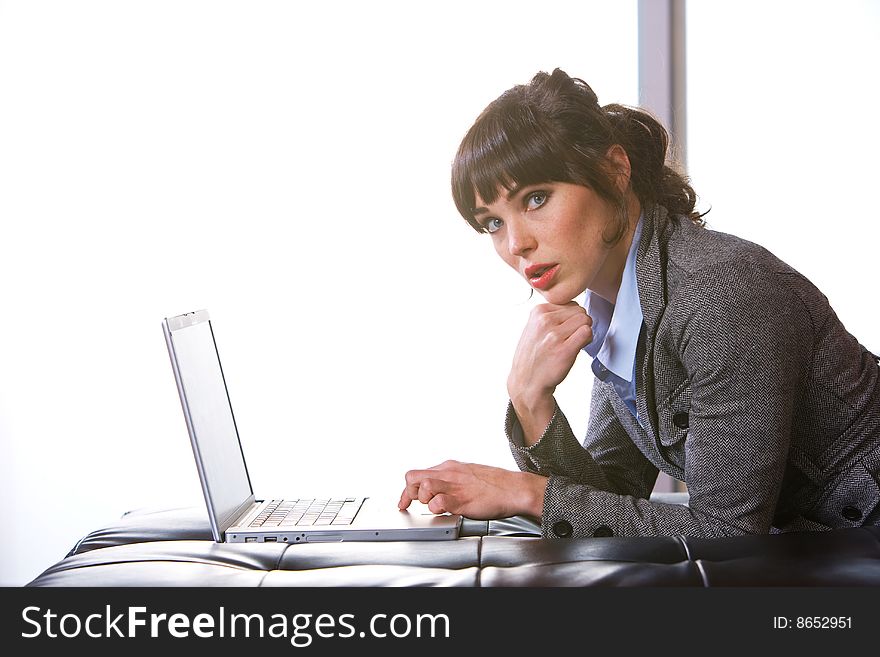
[
  {"x1": 476, "y1": 537, "x2": 483, "y2": 587},
  {"x1": 274, "y1": 545, "x2": 289, "y2": 572},
  {"x1": 674, "y1": 534, "x2": 693, "y2": 562},
  {"x1": 694, "y1": 560, "x2": 710, "y2": 587}
]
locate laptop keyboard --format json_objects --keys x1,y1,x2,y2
[{"x1": 249, "y1": 498, "x2": 363, "y2": 528}]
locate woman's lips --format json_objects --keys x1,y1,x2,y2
[{"x1": 527, "y1": 264, "x2": 559, "y2": 290}]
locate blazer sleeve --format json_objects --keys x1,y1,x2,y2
[
  {"x1": 514, "y1": 259, "x2": 815, "y2": 538},
  {"x1": 506, "y1": 380, "x2": 659, "y2": 500}
]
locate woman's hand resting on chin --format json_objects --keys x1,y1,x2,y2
[
  {"x1": 398, "y1": 460, "x2": 548, "y2": 519},
  {"x1": 508, "y1": 301, "x2": 593, "y2": 446}
]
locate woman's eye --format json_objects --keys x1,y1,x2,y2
[
  {"x1": 485, "y1": 218, "x2": 504, "y2": 234},
  {"x1": 527, "y1": 192, "x2": 547, "y2": 209}
]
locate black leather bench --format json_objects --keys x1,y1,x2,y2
[{"x1": 27, "y1": 500, "x2": 880, "y2": 587}]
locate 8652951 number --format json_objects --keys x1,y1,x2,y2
[{"x1": 773, "y1": 616, "x2": 852, "y2": 629}]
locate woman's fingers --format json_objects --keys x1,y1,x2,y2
[
  {"x1": 399, "y1": 463, "x2": 463, "y2": 511},
  {"x1": 552, "y1": 310, "x2": 594, "y2": 349},
  {"x1": 427, "y1": 494, "x2": 451, "y2": 514},
  {"x1": 563, "y1": 318, "x2": 593, "y2": 350},
  {"x1": 417, "y1": 479, "x2": 438, "y2": 504},
  {"x1": 533, "y1": 301, "x2": 592, "y2": 327},
  {"x1": 399, "y1": 463, "x2": 546, "y2": 519},
  {"x1": 509, "y1": 302, "x2": 594, "y2": 407},
  {"x1": 525, "y1": 303, "x2": 593, "y2": 357},
  {"x1": 398, "y1": 481, "x2": 455, "y2": 512}
]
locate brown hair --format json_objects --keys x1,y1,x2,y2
[{"x1": 451, "y1": 68, "x2": 705, "y2": 241}]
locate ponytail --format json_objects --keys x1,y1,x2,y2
[{"x1": 603, "y1": 103, "x2": 704, "y2": 225}]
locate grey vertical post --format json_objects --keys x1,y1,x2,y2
[
  {"x1": 638, "y1": 0, "x2": 687, "y2": 494},
  {"x1": 638, "y1": 0, "x2": 687, "y2": 172}
]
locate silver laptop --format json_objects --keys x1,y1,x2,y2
[{"x1": 162, "y1": 309, "x2": 462, "y2": 543}]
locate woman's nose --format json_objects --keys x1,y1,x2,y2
[{"x1": 508, "y1": 222, "x2": 536, "y2": 257}]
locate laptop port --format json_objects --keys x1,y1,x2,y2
[
  {"x1": 245, "y1": 537, "x2": 257, "y2": 543},
  {"x1": 264, "y1": 536, "x2": 277, "y2": 542}
]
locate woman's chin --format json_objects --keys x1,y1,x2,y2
[{"x1": 538, "y1": 288, "x2": 578, "y2": 305}]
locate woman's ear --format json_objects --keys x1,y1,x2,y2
[{"x1": 604, "y1": 144, "x2": 632, "y2": 194}]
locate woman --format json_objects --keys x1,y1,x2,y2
[{"x1": 398, "y1": 68, "x2": 880, "y2": 537}]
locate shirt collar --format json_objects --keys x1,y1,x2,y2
[{"x1": 582, "y1": 214, "x2": 645, "y2": 382}]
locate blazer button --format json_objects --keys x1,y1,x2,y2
[
  {"x1": 593, "y1": 525, "x2": 614, "y2": 537},
  {"x1": 552, "y1": 520, "x2": 573, "y2": 538},
  {"x1": 672, "y1": 412, "x2": 689, "y2": 429},
  {"x1": 841, "y1": 506, "x2": 862, "y2": 521}
]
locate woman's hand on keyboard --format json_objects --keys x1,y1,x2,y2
[{"x1": 397, "y1": 460, "x2": 548, "y2": 519}]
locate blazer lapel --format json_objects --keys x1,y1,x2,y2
[{"x1": 634, "y1": 205, "x2": 669, "y2": 459}]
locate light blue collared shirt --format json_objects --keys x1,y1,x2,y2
[{"x1": 582, "y1": 215, "x2": 644, "y2": 426}]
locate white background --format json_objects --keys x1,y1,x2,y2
[
  {"x1": 1, "y1": 1, "x2": 877, "y2": 586},
  {"x1": 0, "y1": 0, "x2": 637, "y2": 585},
  {"x1": 688, "y1": 0, "x2": 880, "y2": 344}
]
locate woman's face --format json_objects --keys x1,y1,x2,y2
[{"x1": 472, "y1": 181, "x2": 635, "y2": 305}]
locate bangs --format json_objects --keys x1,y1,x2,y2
[{"x1": 452, "y1": 104, "x2": 576, "y2": 232}]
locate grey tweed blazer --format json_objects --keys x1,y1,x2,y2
[{"x1": 506, "y1": 204, "x2": 880, "y2": 537}]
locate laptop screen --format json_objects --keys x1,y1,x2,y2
[{"x1": 164, "y1": 312, "x2": 253, "y2": 534}]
